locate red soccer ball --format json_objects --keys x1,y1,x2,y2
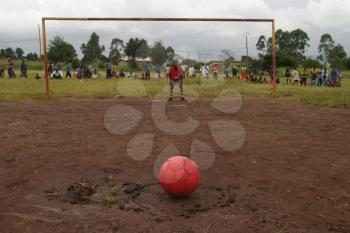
[{"x1": 159, "y1": 156, "x2": 200, "y2": 198}]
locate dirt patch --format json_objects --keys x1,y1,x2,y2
[{"x1": 0, "y1": 98, "x2": 350, "y2": 233}]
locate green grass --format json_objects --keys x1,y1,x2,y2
[{"x1": 0, "y1": 71, "x2": 350, "y2": 108}]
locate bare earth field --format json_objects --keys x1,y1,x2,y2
[{"x1": 0, "y1": 98, "x2": 349, "y2": 233}]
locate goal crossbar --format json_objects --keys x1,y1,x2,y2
[{"x1": 41, "y1": 17, "x2": 277, "y2": 98}]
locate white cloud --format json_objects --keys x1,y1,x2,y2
[{"x1": 0, "y1": 0, "x2": 349, "y2": 58}]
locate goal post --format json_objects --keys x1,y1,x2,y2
[{"x1": 41, "y1": 17, "x2": 277, "y2": 98}]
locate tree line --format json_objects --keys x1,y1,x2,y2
[
  {"x1": 2, "y1": 29, "x2": 350, "y2": 71},
  {"x1": 0, "y1": 47, "x2": 39, "y2": 61},
  {"x1": 47, "y1": 32, "x2": 176, "y2": 69},
  {"x1": 255, "y1": 29, "x2": 350, "y2": 70}
]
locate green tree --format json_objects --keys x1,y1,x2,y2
[
  {"x1": 15, "y1": 48, "x2": 25, "y2": 60},
  {"x1": 328, "y1": 44, "x2": 347, "y2": 70},
  {"x1": 256, "y1": 35, "x2": 267, "y2": 57},
  {"x1": 318, "y1": 34, "x2": 335, "y2": 68},
  {"x1": 26, "y1": 52, "x2": 39, "y2": 61},
  {"x1": 302, "y1": 58, "x2": 322, "y2": 69},
  {"x1": 124, "y1": 38, "x2": 150, "y2": 68},
  {"x1": 256, "y1": 29, "x2": 310, "y2": 68},
  {"x1": 48, "y1": 36, "x2": 77, "y2": 64},
  {"x1": 2, "y1": 47, "x2": 15, "y2": 59},
  {"x1": 81, "y1": 32, "x2": 105, "y2": 65},
  {"x1": 124, "y1": 38, "x2": 150, "y2": 59},
  {"x1": 289, "y1": 29, "x2": 310, "y2": 56},
  {"x1": 109, "y1": 38, "x2": 124, "y2": 65},
  {"x1": 150, "y1": 41, "x2": 167, "y2": 66}
]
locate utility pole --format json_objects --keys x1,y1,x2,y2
[
  {"x1": 38, "y1": 24, "x2": 42, "y2": 59},
  {"x1": 243, "y1": 32, "x2": 250, "y2": 60}
]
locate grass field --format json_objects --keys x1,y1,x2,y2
[{"x1": 0, "y1": 70, "x2": 349, "y2": 107}]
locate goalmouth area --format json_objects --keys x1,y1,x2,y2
[{"x1": 41, "y1": 17, "x2": 278, "y2": 98}]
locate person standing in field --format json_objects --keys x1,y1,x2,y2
[
  {"x1": 292, "y1": 68, "x2": 300, "y2": 85},
  {"x1": 48, "y1": 64, "x2": 53, "y2": 76},
  {"x1": 300, "y1": 68, "x2": 308, "y2": 86},
  {"x1": 155, "y1": 65, "x2": 161, "y2": 80},
  {"x1": 168, "y1": 60, "x2": 185, "y2": 102},
  {"x1": 240, "y1": 64, "x2": 247, "y2": 81},
  {"x1": 7, "y1": 58, "x2": 15, "y2": 79},
  {"x1": 284, "y1": 67, "x2": 291, "y2": 85},
  {"x1": 212, "y1": 64, "x2": 219, "y2": 80},
  {"x1": 232, "y1": 65, "x2": 238, "y2": 79},
  {"x1": 66, "y1": 63, "x2": 72, "y2": 79},
  {"x1": 20, "y1": 60, "x2": 28, "y2": 78},
  {"x1": 310, "y1": 67, "x2": 318, "y2": 86},
  {"x1": 105, "y1": 63, "x2": 112, "y2": 79},
  {"x1": 201, "y1": 63, "x2": 209, "y2": 79},
  {"x1": 188, "y1": 65, "x2": 196, "y2": 78}
]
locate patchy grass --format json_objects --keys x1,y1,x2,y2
[{"x1": 0, "y1": 71, "x2": 349, "y2": 108}]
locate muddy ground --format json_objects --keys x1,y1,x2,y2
[{"x1": 0, "y1": 98, "x2": 349, "y2": 233}]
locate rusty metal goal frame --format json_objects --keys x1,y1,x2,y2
[{"x1": 41, "y1": 17, "x2": 277, "y2": 98}]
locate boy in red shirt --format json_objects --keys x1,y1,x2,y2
[{"x1": 167, "y1": 60, "x2": 185, "y2": 101}]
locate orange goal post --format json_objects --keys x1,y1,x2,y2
[{"x1": 41, "y1": 17, "x2": 277, "y2": 98}]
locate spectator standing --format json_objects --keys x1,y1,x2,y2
[
  {"x1": 66, "y1": 63, "x2": 72, "y2": 79},
  {"x1": 231, "y1": 65, "x2": 238, "y2": 79},
  {"x1": 300, "y1": 68, "x2": 308, "y2": 86},
  {"x1": 20, "y1": 60, "x2": 28, "y2": 78},
  {"x1": 322, "y1": 69, "x2": 328, "y2": 86},
  {"x1": 292, "y1": 68, "x2": 300, "y2": 85},
  {"x1": 285, "y1": 67, "x2": 292, "y2": 85},
  {"x1": 7, "y1": 58, "x2": 15, "y2": 79},
  {"x1": 330, "y1": 68, "x2": 338, "y2": 87},
  {"x1": 241, "y1": 64, "x2": 247, "y2": 80},
  {"x1": 310, "y1": 67, "x2": 318, "y2": 86},
  {"x1": 48, "y1": 64, "x2": 53, "y2": 76},
  {"x1": 144, "y1": 63, "x2": 151, "y2": 80},
  {"x1": 105, "y1": 64, "x2": 112, "y2": 79},
  {"x1": 188, "y1": 65, "x2": 196, "y2": 78},
  {"x1": 156, "y1": 66, "x2": 161, "y2": 80}
]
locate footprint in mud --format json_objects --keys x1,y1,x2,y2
[{"x1": 47, "y1": 180, "x2": 240, "y2": 221}]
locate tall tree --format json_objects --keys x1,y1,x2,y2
[
  {"x1": 318, "y1": 34, "x2": 335, "y2": 68},
  {"x1": 15, "y1": 48, "x2": 25, "y2": 60},
  {"x1": 26, "y1": 52, "x2": 39, "y2": 61},
  {"x1": 289, "y1": 29, "x2": 310, "y2": 56},
  {"x1": 256, "y1": 35, "x2": 267, "y2": 57},
  {"x1": 124, "y1": 38, "x2": 150, "y2": 59},
  {"x1": 328, "y1": 44, "x2": 347, "y2": 70},
  {"x1": 109, "y1": 38, "x2": 124, "y2": 65},
  {"x1": 124, "y1": 38, "x2": 150, "y2": 68},
  {"x1": 81, "y1": 32, "x2": 105, "y2": 64},
  {"x1": 2, "y1": 48, "x2": 15, "y2": 59},
  {"x1": 150, "y1": 41, "x2": 167, "y2": 66},
  {"x1": 48, "y1": 36, "x2": 77, "y2": 64}
]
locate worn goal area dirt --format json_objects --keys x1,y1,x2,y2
[{"x1": 0, "y1": 98, "x2": 349, "y2": 233}]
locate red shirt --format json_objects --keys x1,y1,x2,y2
[{"x1": 169, "y1": 66, "x2": 183, "y2": 81}]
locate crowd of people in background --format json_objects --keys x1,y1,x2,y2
[
  {"x1": 286, "y1": 66, "x2": 342, "y2": 87},
  {"x1": 0, "y1": 57, "x2": 343, "y2": 88}
]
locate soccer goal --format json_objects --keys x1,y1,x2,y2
[{"x1": 41, "y1": 17, "x2": 277, "y2": 98}]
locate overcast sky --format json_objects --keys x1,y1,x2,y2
[{"x1": 0, "y1": 0, "x2": 349, "y2": 61}]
